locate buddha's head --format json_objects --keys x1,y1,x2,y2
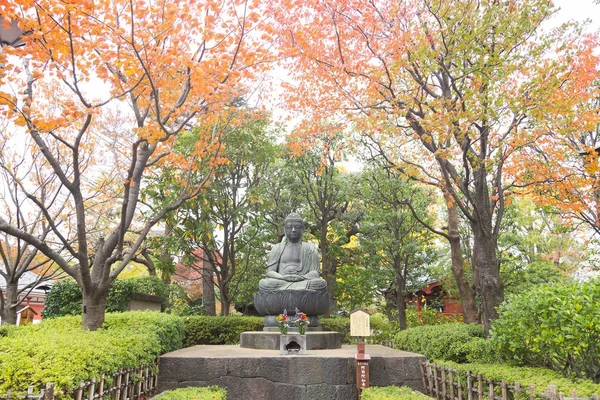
[{"x1": 284, "y1": 212, "x2": 305, "y2": 243}]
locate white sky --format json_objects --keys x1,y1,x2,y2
[{"x1": 553, "y1": 0, "x2": 599, "y2": 29}]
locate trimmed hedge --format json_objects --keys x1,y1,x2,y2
[
  {"x1": 43, "y1": 276, "x2": 171, "y2": 318},
  {"x1": 321, "y1": 317, "x2": 351, "y2": 343},
  {"x1": 321, "y1": 314, "x2": 400, "y2": 344},
  {"x1": 438, "y1": 361, "x2": 600, "y2": 398},
  {"x1": 154, "y1": 386, "x2": 226, "y2": 400},
  {"x1": 322, "y1": 311, "x2": 462, "y2": 345},
  {"x1": 492, "y1": 280, "x2": 600, "y2": 383},
  {"x1": 0, "y1": 312, "x2": 184, "y2": 396},
  {"x1": 394, "y1": 323, "x2": 496, "y2": 364},
  {"x1": 183, "y1": 316, "x2": 263, "y2": 346},
  {"x1": 361, "y1": 386, "x2": 431, "y2": 399}
]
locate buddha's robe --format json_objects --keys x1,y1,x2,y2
[{"x1": 258, "y1": 241, "x2": 327, "y2": 291}]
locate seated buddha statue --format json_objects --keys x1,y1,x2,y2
[{"x1": 258, "y1": 213, "x2": 327, "y2": 291}]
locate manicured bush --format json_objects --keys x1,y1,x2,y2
[
  {"x1": 492, "y1": 279, "x2": 600, "y2": 383},
  {"x1": 321, "y1": 317, "x2": 351, "y2": 343},
  {"x1": 42, "y1": 280, "x2": 83, "y2": 318},
  {"x1": 0, "y1": 311, "x2": 184, "y2": 396},
  {"x1": 183, "y1": 316, "x2": 263, "y2": 346},
  {"x1": 405, "y1": 309, "x2": 463, "y2": 326},
  {"x1": 361, "y1": 386, "x2": 431, "y2": 399},
  {"x1": 322, "y1": 312, "x2": 461, "y2": 345},
  {"x1": 154, "y1": 386, "x2": 227, "y2": 400},
  {"x1": 43, "y1": 276, "x2": 171, "y2": 318},
  {"x1": 438, "y1": 361, "x2": 600, "y2": 398},
  {"x1": 321, "y1": 315, "x2": 397, "y2": 344},
  {"x1": 394, "y1": 323, "x2": 495, "y2": 363}
]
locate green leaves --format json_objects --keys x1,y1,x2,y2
[
  {"x1": 492, "y1": 279, "x2": 600, "y2": 383},
  {"x1": 183, "y1": 316, "x2": 263, "y2": 346},
  {"x1": 0, "y1": 312, "x2": 184, "y2": 396},
  {"x1": 394, "y1": 323, "x2": 492, "y2": 364}
]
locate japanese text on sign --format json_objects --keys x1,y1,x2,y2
[{"x1": 350, "y1": 309, "x2": 370, "y2": 337}]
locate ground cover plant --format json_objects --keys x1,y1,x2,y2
[
  {"x1": 361, "y1": 386, "x2": 431, "y2": 399},
  {"x1": 154, "y1": 386, "x2": 226, "y2": 400},
  {"x1": 0, "y1": 312, "x2": 184, "y2": 396},
  {"x1": 437, "y1": 361, "x2": 600, "y2": 398}
]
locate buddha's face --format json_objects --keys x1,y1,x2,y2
[{"x1": 284, "y1": 221, "x2": 305, "y2": 243}]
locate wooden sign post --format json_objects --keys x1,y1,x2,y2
[{"x1": 350, "y1": 309, "x2": 371, "y2": 399}]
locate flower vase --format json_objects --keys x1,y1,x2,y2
[{"x1": 279, "y1": 333, "x2": 307, "y2": 355}]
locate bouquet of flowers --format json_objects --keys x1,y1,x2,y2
[
  {"x1": 276, "y1": 312, "x2": 289, "y2": 334},
  {"x1": 295, "y1": 311, "x2": 308, "y2": 335}
]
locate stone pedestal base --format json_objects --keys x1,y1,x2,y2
[
  {"x1": 158, "y1": 345, "x2": 427, "y2": 400},
  {"x1": 240, "y1": 331, "x2": 342, "y2": 350},
  {"x1": 280, "y1": 334, "x2": 307, "y2": 355},
  {"x1": 254, "y1": 290, "x2": 330, "y2": 316}
]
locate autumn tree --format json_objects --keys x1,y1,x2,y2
[
  {"x1": 0, "y1": 136, "x2": 63, "y2": 324},
  {"x1": 0, "y1": 0, "x2": 273, "y2": 329},
  {"x1": 360, "y1": 136, "x2": 478, "y2": 323},
  {"x1": 516, "y1": 86, "x2": 600, "y2": 237},
  {"x1": 273, "y1": 0, "x2": 598, "y2": 333}
]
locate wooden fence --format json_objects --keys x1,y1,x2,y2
[
  {"x1": 420, "y1": 361, "x2": 600, "y2": 400},
  {"x1": 1, "y1": 363, "x2": 158, "y2": 400}
]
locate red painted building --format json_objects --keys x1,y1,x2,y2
[
  {"x1": 0, "y1": 272, "x2": 51, "y2": 325},
  {"x1": 404, "y1": 281, "x2": 464, "y2": 317}
]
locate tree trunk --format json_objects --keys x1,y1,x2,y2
[
  {"x1": 220, "y1": 295, "x2": 230, "y2": 316},
  {"x1": 1, "y1": 283, "x2": 19, "y2": 325},
  {"x1": 202, "y1": 258, "x2": 216, "y2": 316},
  {"x1": 319, "y1": 224, "x2": 334, "y2": 317},
  {"x1": 82, "y1": 289, "x2": 108, "y2": 330},
  {"x1": 395, "y1": 275, "x2": 407, "y2": 330},
  {"x1": 472, "y1": 221, "x2": 503, "y2": 336},
  {"x1": 446, "y1": 200, "x2": 478, "y2": 324}
]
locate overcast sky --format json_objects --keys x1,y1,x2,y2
[{"x1": 553, "y1": 0, "x2": 599, "y2": 30}]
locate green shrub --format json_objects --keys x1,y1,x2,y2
[
  {"x1": 405, "y1": 309, "x2": 463, "y2": 326},
  {"x1": 43, "y1": 276, "x2": 171, "y2": 318},
  {"x1": 438, "y1": 361, "x2": 600, "y2": 398},
  {"x1": 154, "y1": 386, "x2": 226, "y2": 400},
  {"x1": 183, "y1": 316, "x2": 263, "y2": 346},
  {"x1": 0, "y1": 312, "x2": 184, "y2": 396},
  {"x1": 321, "y1": 317, "x2": 351, "y2": 343},
  {"x1": 394, "y1": 323, "x2": 495, "y2": 363},
  {"x1": 321, "y1": 315, "x2": 395, "y2": 344},
  {"x1": 322, "y1": 311, "x2": 462, "y2": 345},
  {"x1": 491, "y1": 279, "x2": 600, "y2": 383},
  {"x1": 42, "y1": 280, "x2": 82, "y2": 318},
  {"x1": 361, "y1": 386, "x2": 430, "y2": 399}
]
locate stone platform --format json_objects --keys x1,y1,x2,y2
[
  {"x1": 240, "y1": 331, "x2": 342, "y2": 350},
  {"x1": 157, "y1": 345, "x2": 425, "y2": 400}
]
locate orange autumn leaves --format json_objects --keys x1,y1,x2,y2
[{"x1": 0, "y1": 0, "x2": 274, "y2": 166}]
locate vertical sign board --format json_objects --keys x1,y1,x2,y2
[
  {"x1": 350, "y1": 309, "x2": 371, "y2": 398},
  {"x1": 350, "y1": 309, "x2": 370, "y2": 337},
  {"x1": 356, "y1": 359, "x2": 370, "y2": 388}
]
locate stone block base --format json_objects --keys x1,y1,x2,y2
[
  {"x1": 240, "y1": 331, "x2": 341, "y2": 350},
  {"x1": 280, "y1": 334, "x2": 307, "y2": 355},
  {"x1": 157, "y1": 345, "x2": 426, "y2": 400}
]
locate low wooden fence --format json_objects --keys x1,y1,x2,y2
[
  {"x1": 420, "y1": 361, "x2": 600, "y2": 400},
  {"x1": 1, "y1": 363, "x2": 158, "y2": 400}
]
